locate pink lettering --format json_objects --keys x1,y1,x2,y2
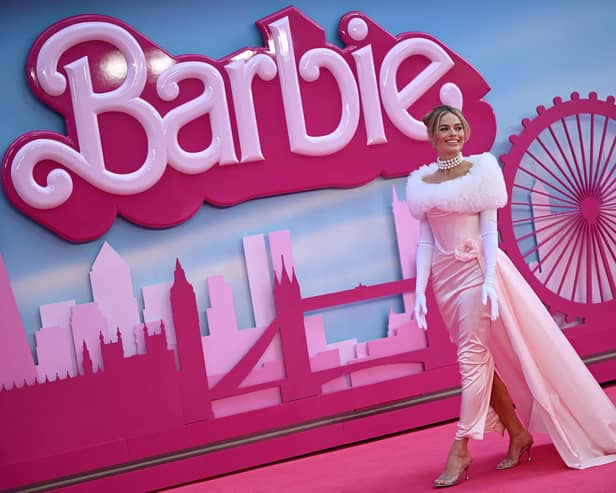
[{"x1": 1, "y1": 7, "x2": 496, "y2": 241}]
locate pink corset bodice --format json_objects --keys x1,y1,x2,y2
[{"x1": 426, "y1": 209, "x2": 481, "y2": 255}]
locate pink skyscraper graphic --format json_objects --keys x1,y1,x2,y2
[
  {"x1": 243, "y1": 234, "x2": 276, "y2": 328},
  {"x1": 90, "y1": 242, "x2": 141, "y2": 356},
  {"x1": 0, "y1": 255, "x2": 37, "y2": 389}
]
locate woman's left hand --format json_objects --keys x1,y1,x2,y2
[{"x1": 482, "y1": 282, "x2": 499, "y2": 320}]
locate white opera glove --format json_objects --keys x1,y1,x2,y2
[
  {"x1": 414, "y1": 292, "x2": 428, "y2": 330},
  {"x1": 480, "y1": 208, "x2": 499, "y2": 320},
  {"x1": 414, "y1": 219, "x2": 434, "y2": 330}
]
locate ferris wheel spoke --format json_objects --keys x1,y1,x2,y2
[
  {"x1": 594, "y1": 135, "x2": 616, "y2": 194},
  {"x1": 589, "y1": 113, "x2": 596, "y2": 189},
  {"x1": 588, "y1": 229, "x2": 603, "y2": 302},
  {"x1": 516, "y1": 210, "x2": 578, "y2": 242},
  {"x1": 547, "y1": 124, "x2": 586, "y2": 195},
  {"x1": 570, "y1": 220, "x2": 588, "y2": 303},
  {"x1": 589, "y1": 114, "x2": 608, "y2": 192},
  {"x1": 536, "y1": 132, "x2": 585, "y2": 197},
  {"x1": 512, "y1": 209, "x2": 577, "y2": 226},
  {"x1": 511, "y1": 215, "x2": 540, "y2": 226},
  {"x1": 598, "y1": 213, "x2": 616, "y2": 239},
  {"x1": 600, "y1": 165, "x2": 616, "y2": 197},
  {"x1": 541, "y1": 216, "x2": 583, "y2": 288},
  {"x1": 604, "y1": 187, "x2": 616, "y2": 203},
  {"x1": 596, "y1": 222, "x2": 616, "y2": 295},
  {"x1": 554, "y1": 219, "x2": 585, "y2": 297},
  {"x1": 604, "y1": 217, "x2": 616, "y2": 231},
  {"x1": 584, "y1": 223, "x2": 595, "y2": 303},
  {"x1": 531, "y1": 218, "x2": 580, "y2": 284},
  {"x1": 575, "y1": 114, "x2": 591, "y2": 193},
  {"x1": 513, "y1": 183, "x2": 580, "y2": 207},
  {"x1": 519, "y1": 158, "x2": 580, "y2": 203},
  {"x1": 596, "y1": 220, "x2": 616, "y2": 272},
  {"x1": 510, "y1": 202, "x2": 578, "y2": 210},
  {"x1": 560, "y1": 117, "x2": 590, "y2": 195},
  {"x1": 601, "y1": 205, "x2": 616, "y2": 218},
  {"x1": 523, "y1": 147, "x2": 582, "y2": 201},
  {"x1": 601, "y1": 192, "x2": 616, "y2": 212},
  {"x1": 528, "y1": 215, "x2": 580, "y2": 272},
  {"x1": 534, "y1": 212, "x2": 578, "y2": 224}
]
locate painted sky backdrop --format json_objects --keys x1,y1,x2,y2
[{"x1": 1, "y1": 0, "x2": 615, "y2": 353}]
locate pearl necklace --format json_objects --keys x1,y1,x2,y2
[{"x1": 437, "y1": 153, "x2": 464, "y2": 170}]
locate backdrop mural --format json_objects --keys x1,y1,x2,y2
[{"x1": 0, "y1": 1, "x2": 615, "y2": 492}]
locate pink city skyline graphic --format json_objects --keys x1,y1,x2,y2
[
  {"x1": 2, "y1": 189, "x2": 464, "y2": 492},
  {"x1": 1, "y1": 188, "x2": 427, "y2": 393}
]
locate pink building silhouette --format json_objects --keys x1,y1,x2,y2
[
  {"x1": 0, "y1": 255, "x2": 36, "y2": 389},
  {"x1": 90, "y1": 242, "x2": 141, "y2": 356},
  {"x1": 142, "y1": 282, "x2": 176, "y2": 350},
  {"x1": 171, "y1": 260, "x2": 214, "y2": 423},
  {"x1": 35, "y1": 325, "x2": 76, "y2": 382},
  {"x1": 71, "y1": 302, "x2": 108, "y2": 374},
  {"x1": 36, "y1": 300, "x2": 78, "y2": 380}
]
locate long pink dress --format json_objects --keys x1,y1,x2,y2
[{"x1": 407, "y1": 152, "x2": 616, "y2": 469}]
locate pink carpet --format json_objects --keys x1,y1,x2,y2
[{"x1": 162, "y1": 385, "x2": 616, "y2": 492}]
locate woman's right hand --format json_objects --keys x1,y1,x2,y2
[{"x1": 414, "y1": 292, "x2": 428, "y2": 330}]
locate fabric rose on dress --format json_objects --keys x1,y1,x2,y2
[{"x1": 454, "y1": 238, "x2": 481, "y2": 262}]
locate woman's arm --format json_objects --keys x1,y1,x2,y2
[
  {"x1": 414, "y1": 219, "x2": 434, "y2": 330},
  {"x1": 480, "y1": 208, "x2": 499, "y2": 320}
]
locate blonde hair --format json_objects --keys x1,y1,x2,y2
[{"x1": 422, "y1": 105, "x2": 471, "y2": 142}]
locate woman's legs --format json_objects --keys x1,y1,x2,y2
[
  {"x1": 435, "y1": 294, "x2": 492, "y2": 485},
  {"x1": 435, "y1": 371, "x2": 532, "y2": 484},
  {"x1": 490, "y1": 372, "x2": 533, "y2": 467}
]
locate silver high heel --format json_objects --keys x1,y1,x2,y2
[
  {"x1": 433, "y1": 460, "x2": 472, "y2": 488},
  {"x1": 496, "y1": 441, "x2": 533, "y2": 470}
]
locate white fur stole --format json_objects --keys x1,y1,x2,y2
[{"x1": 405, "y1": 152, "x2": 507, "y2": 219}]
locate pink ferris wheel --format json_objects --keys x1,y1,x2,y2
[{"x1": 499, "y1": 92, "x2": 616, "y2": 322}]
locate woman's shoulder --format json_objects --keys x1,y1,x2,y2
[
  {"x1": 405, "y1": 162, "x2": 438, "y2": 219},
  {"x1": 407, "y1": 161, "x2": 438, "y2": 182},
  {"x1": 465, "y1": 151, "x2": 507, "y2": 206},
  {"x1": 467, "y1": 151, "x2": 499, "y2": 169}
]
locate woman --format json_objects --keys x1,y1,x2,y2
[{"x1": 405, "y1": 105, "x2": 616, "y2": 488}]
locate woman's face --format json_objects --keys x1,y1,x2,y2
[{"x1": 432, "y1": 112, "x2": 465, "y2": 158}]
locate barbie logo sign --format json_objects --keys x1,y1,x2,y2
[{"x1": 2, "y1": 7, "x2": 495, "y2": 242}]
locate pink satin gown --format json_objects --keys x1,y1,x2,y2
[{"x1": 426, "y1": 208, "x2": 616, "y2": 469}]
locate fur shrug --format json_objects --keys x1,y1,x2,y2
[{"x1": 405, "y1": 152, "x2": 508, "y2": 219}]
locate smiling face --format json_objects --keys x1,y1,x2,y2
[{"x1": 432, "y1": 112, "x2": 465, "y2": 160}]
